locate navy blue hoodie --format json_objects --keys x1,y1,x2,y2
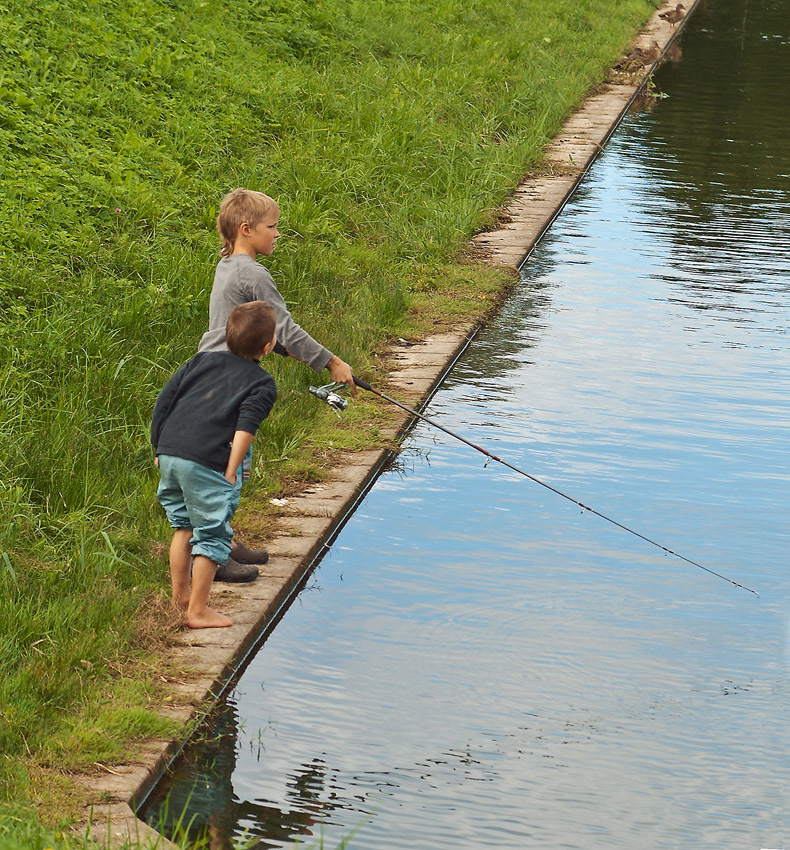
[{"x1": 151, "y1": 351, "x2": 276, "y2": 473}]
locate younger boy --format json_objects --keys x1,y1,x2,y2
[{"x1": 152, "y1": 301, "x2": 277, "y2": 628}]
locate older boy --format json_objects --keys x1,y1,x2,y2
[
  {"x1": 152, "y1": 301, "x2": 277, "y2": 628},
  {"x1": 199, "y1": 187, "x2": 355, "y2": 384},
  {"x1": 199, "y1": 188, "x2": 356, "y2": 582}
]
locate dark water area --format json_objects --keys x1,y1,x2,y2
[{"x1": 143, "y1": 1, "x2": 790, "y2": 847}]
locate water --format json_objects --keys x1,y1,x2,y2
[{"x1": 143, "y1": 1, "x2": 790, "y2": 847}]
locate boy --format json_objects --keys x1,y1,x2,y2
[
  {"x1": 152, "y1": 301, "x2": 277, "y2": 628},
  {"x1": 199, "y1": 187, "x2": 355, "y2": 386},
  {"x1": 199, "y1": 188, "x2": 356, "y2": 582}
]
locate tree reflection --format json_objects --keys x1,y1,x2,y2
[{"x1": 633, "y1": 0, "x2": 790, "y2": 315}]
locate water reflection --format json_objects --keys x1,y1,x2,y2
[
  {"x1": 147, "y1": 699, "x2": 345, "y2": 849},
  {"x1": 143, "y1": 1, "x2": 789, "y2": 847},
  {"x1": 629, "y1": 0, "x2": 790, "y2": 319}
]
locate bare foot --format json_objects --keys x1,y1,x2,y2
[
  {"x1": 186, "y1": 607, "x2": 233, "y2": 629},
  {"x1": 173, "y1": 595, "x2": 189, "y2": 610}
]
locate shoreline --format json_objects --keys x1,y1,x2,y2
[{"x1": 80, "y1": 2, "x2": 699, "y2": 844}]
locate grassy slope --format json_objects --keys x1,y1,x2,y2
[{"x1": 0, "y1": 0, "x2": 658, "y2": 833}]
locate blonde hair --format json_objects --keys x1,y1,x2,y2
[
  {"x1": 216, "y1": 188, "x2": 279, "y2": 257},
  {"x1": 225, "y1": 301, "x2": 277, "y2": 358}
]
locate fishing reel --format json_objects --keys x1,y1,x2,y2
[{"x1": 308, "y1": 382, "x2": 350, "y2": 417}]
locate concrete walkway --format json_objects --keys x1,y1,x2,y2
[{"x1": 80, "y1": 2, "x2": 698, "y2": 845}]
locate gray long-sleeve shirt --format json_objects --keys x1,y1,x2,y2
[{"x1": 197, "y1": 254, "x2": 332, "y2": 372}]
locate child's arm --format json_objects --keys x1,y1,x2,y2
[
  {"x1": 151, "y1": 362, "x2": 190, "y2": 450},
  {"x1": 241, "y1": 263, "x2": 333, "y2": 371},
  {"x1": 226, "y1": 371, "x2": 277, "y2": 483},
  {"x1": 225, "y1": 430, "x2": 256, "y2": 485}
]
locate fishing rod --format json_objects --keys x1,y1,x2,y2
[{"x1": 307, "y1": 378, "x2": 759, "y2": 597}]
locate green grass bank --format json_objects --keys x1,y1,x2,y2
[{"x1": 1, "y1": 0, "x2": 659, "y2": 837}]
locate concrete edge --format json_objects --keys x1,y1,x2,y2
[{"x1": 77, "y1": 1, "x2": 700, "y2": 844}]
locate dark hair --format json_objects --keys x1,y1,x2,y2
[
  {"x1": 225, "y1": 301, "x2": 277, "y2": 359},
  {"x1": 216, "y1": 188, "x2": 279, "y2": 257}
]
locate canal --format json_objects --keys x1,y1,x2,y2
[{"x1": 143, "y1": 1, "x2": 790, "y2": 847}]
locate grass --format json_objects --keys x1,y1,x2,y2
[{"x1": 0, "y1": 0, "x2": 660, "y2": 841}]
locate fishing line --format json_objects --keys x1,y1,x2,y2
[{"x1": 308, "y1": 378, "x2": 758, "y2": 597}]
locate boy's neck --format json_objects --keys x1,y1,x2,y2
[{"x1": 231, "y1": 244, "x2": 258, "y2": 259}]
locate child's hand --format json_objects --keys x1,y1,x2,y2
[
  {"x1": 225, "y1": 470, "x2": 237, "y2": 485},
  {"x1": 327, "y1": 354, "x2": 357, "y2": 394},
  {"x1": 154, "y1": 456, "x2": 159, "y2": 468}
]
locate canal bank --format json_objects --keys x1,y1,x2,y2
[{"x1": 81, "y1": 2, "x2": 700, "y2": 844}]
